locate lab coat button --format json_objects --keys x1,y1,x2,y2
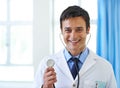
[{"x1": 72, "y1": 83, "x2": 76, "y2": 87}]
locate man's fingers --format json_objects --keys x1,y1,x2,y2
[
  {"x1": 43, "y1": 67, "x2": 57, "y2": 87},
  {"x1": 45, "y1": 67, "x2": 55, "y2": 72}
]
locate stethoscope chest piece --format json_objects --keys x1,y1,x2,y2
[{"x1": 47, "y1": 59, "x2": 55, "y2": 67}]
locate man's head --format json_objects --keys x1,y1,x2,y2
[
  {"x1": 60, "y1": 5, "x2": 90, "y2": 31},
  {"x1": 60, "y1": 5, "x2": 90, "y2": 55}
]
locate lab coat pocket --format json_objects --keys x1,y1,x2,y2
[
  {"x1": 83, "y1": 80, "x2": 96, "y2": 88},
  {"x1": 96, "y1": 81, "x2": 106, "y2": 88},
  {"x1": 83, "y1": 80, "x2": 106, "y2": 88}
]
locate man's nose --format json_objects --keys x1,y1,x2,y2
[{"x1": 70, "y1": 31, "x2": 77, "y2": 39}]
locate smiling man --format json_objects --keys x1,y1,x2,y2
[
  {"x1": 34, "y1": 5, "x2": 117, "y2": 88},
  {"x1": 61, "y1": 16, "x2": 89, "y2": 56}
]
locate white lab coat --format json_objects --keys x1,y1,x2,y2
[{"x1": 34, "y1": 49, "x2": 117, "y2": 88}]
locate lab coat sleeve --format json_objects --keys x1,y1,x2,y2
[{"x1": 33, "y1": 57, "x2": 47, "y2": 88}]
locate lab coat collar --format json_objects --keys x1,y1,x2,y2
[
  {"x1": 54, "y1": 49, "x2": 98, "y2": 81},
  {"x1": 55, "y1": 49, "x2": 74, "y2": 81},
  {"x1": 79, "y1": 50, "x2": 98, "y2": 77}
]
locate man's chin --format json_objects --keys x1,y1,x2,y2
[{"x1": 68, "y1": 47, "x2": 78, "y2": 51}]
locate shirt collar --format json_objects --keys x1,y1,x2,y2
[
  {"x1": 64, "y1": 47, "x2": 89, "y2": 63},
  {"x1": 64, "y1": 48, "x2": 71, "y2": 62}
]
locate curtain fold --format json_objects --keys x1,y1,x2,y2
[{"x1": 97, "y1": 0, "x2": 120, "y2": 87}]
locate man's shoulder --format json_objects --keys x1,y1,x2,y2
[{"x1": 88, "y1": 49, "x2": 112, "y2": 68}]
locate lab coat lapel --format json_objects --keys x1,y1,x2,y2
[
  {"x1": 79, "y1": 50, "x2": 97, "y2": 76},
  {"x1": 55, "y1": 50, "x2": 73, "y2": 81}
]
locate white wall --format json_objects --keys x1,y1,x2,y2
[
  {"x1": 33, "y1": 0, "x2": 52, "y2": 74},
  {"x1": 0, "y1": 82, "x2": 33, "y2": 88},
  {"x1": 0, "y1": 0, "x2": 52, "y2": 88}
]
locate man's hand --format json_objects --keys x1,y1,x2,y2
[{"x1": 43, "y1": 67, "x2": 57, "y2": 88}]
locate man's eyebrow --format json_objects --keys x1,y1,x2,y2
[
  {"x1": 76, "y1": 27, "x2": 84, "y2": 29},
  {"x1": 64, "y1": 26, "x2": 84, "y2": 29},
  {"x1": 64, "y1": 27, "x2": 71, "y2": 29}
]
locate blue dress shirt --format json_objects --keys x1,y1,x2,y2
[{"x1": 63, "y1": 47, "x2": 89, "y2": 71}]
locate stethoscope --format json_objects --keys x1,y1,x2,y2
[
  {"x1": 46, "y1": 53, "x2": 81, "y2": 88},
  {"x1": 46, "y1": 32, "x2": 91, "y2": 88},
  {"x1": 46, "y1": 59, "x2": 55, "y2": 88}
]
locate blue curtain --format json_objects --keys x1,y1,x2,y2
[{"x1": 97, "y1": 0, "x2": 120, "y2": 87}]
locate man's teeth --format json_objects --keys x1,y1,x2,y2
[{"x1": 71, "y1": 40, "x2": 78, "y2": 42}]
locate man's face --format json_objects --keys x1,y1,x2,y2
[{"x1": 61, "y1": 17, "x2": 89, "y2": 52}]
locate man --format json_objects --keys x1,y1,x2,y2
[{"x1": 34, "y1": 5, "x2": 117, "y2": 88}]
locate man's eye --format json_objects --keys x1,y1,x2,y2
[{"x1": 76, "y1": 28, "x2": 83, "y2": 32}]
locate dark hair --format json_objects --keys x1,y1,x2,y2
[{"x1": 60, "y1": 5, "x2": 90, "y2": 30}]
